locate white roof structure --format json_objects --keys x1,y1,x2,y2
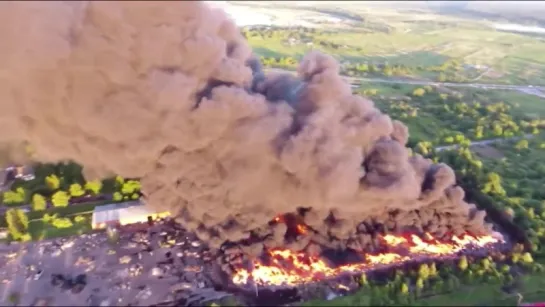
[{"x1": 91, "y1": 201, "x2": 168, "y2": 227}]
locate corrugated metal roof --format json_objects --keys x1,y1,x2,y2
[
  {"x1": 93, "y1": 201, "x2": 143, "y2": 212},
  {"x1": 92, "y1": 201, "x2": 162, "y2": 226}
]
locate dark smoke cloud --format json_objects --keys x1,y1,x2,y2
[{"x1": 0, "y1": 1, "x2": 492, "y2": 251}]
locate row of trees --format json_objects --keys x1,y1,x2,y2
[
  {"x1": 365, "y1": 80, "x2": 545, "y2": 263},
  {"x1": 371, "y1": 85, "x2": 540, "y2": 148},
  {"x1": 4, "y1": 208, "x2": 90, "y2": 242},
  {"x1": 2, "y1": 163, "x2": 142, "y2": 209},
  {"x1": 5, "y1": 208, "x2": 31, "y2": 242},
  {"x1": 434, "y1": 136, "x2": 545, "y2": 258},
  {"x1": 347, "y1": 248, "x2": 539, "y2": 306}
]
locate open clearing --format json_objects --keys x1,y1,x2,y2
[{"x1": 472, "y1": 145, "x2": 505, "y2": 160}]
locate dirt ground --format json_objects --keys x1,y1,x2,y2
[{"x1": 472, "y1": 144, "x2": 505, "y2": 159}]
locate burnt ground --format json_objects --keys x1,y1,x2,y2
[
  {"x1": 0, "y1": 220, "x2": 235, "y2": 307},
  {"x1": 0, "y1": 218, "x2": 513, "y2": 307}
]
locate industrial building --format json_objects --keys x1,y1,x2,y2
[{"x1": 91, "y1": 201, "x2": 170, "y2": 230}]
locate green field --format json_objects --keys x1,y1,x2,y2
[
  {"x1": 1, "y1": 200, "x2": 116, "y2": 241},
  {"x1": 304, "y1": 273, "x2": 545, "y2": 306},
  {"x1": 486, "y1": 90, "x2": 545, "y2": 118},
  {"x1": 28, "y1": 212, "x2": 93, "y2": 240},
  {"x1": 245, "y1": 4, "x2": 545, "y2": 86}
]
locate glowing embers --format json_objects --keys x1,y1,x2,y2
[{"x1": 232, "y1": 232, "x2": 502, "y2": 287}]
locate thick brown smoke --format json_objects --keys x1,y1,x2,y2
[{"x1": 0, "y1": 1, "x2": 492, "y2": 252}]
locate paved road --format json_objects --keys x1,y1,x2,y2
[
  {"x1": 346, "y1": 77, "x2": 545, "y2": 92},
  {"x1": 435, "y1": 134, "x2": 534, "y2": 152},
  {"x1": 266, "y1": 68, "x2": 545, "y2": 95}
]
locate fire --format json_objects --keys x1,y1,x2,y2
[
  {"x1": 232, "y1": 232, "x2": 501, "y2": 287},
  {"x1": 296, "y1": 224, "x2": 308, "y2": 235}
]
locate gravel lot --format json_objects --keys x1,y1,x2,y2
[{"x1": 0, "y1": 219, "x2": 232, "y2": 306}]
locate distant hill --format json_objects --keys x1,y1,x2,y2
[
  {"x1": 426, "y1": 1, "x2": 469, "y2": 13},
  {"x1": 463, "y1": 1, "x2": 545, "y2": 25}
]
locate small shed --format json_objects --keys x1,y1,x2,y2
[{"x1": 91, "y1": 201, "x2": 170, "y2": 230}]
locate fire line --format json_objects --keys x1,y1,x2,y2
[{"x1": 232, "y1": 232, "x2": 501, "y2": 287}]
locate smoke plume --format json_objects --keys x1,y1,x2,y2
[{"x1": 0, "y1": 1, "x2": 492, "y2": 252}]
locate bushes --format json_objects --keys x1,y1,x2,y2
[
  {"x1": 3, "y1": 187, "x2": 26, "y2": 205},
  {"x1": 32, "y1": 194, "x2": 47, "y2": 211},
  {"x1": 5, "y1": 208, "x2": 31, "y2": 242},
  {"x1": 27, "y1": 200, "x2": 106, "y2": 220},
  {"x1": 51, "y1": 217, "x2": 73, "y2": 229},
  {"x1": 316, "y1": 251, "x2": 543, "y2": 307}
]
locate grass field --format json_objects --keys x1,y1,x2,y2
[
  {"x1": 243, "y1": 2, "x2": 545, "y2": 86},
  {"x1": 303, "y1": 273, "x2": 545, "y2": 306},
  {"x1": 485, "y1": 90, "x2": 545, "y2": 118},
  {"x1": 28, "y1": 212, "x2": 93, "y2": 240},
  {"x1": 1, "y1": 200, "x2": 114, "y2": 241}
]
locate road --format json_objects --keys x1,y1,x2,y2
[
  {"x1": 266, "y1": 68, "x2": 545, "y2": 95},
  {"x1": 435, "y1": 134, "x2": 533, "y2": 152},
  {"x1": 348, "y1": 77, "x2": 545, "y2": 92}
]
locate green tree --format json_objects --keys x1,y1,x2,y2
[
  {"x1": 51, "y1": 217, "x2": 73, "y2": 229},
  {"x1": 359, "y1": 274, "x2": 368, "y2": 286},
  {"x1": 69, "y1": 183, "x2": 85, "y2": 197},
  {"x1": 418, "y1": 263, "x2": 430, "y2": 280},
  {"x1": 429, "y1": 262, "x2": 437, "y2": 277},
  {"x1": 475, "y1": 126, "x2": 484, "y2": 139},
  {"x1": 74, "y1": 215, "x2": 86, "y2": 223},
  {"x1": 3, "y1": 187, "x2": 26, "y2": 205},
  {"x1": 481, "y1": 258, "x2": 491, "y2": 270},
  {"x1": 412, "y1": 88, "x2": 426, "y2": 97},
  {"x1": 415, "y1": 277, "x2": 424, "y2": 296},
  {"x1": 400, "y1": 283, "x2": 409, "y2": 295},
  {"x1": 115, "y1": 175, "x2": 125, "y2": 186},
  {"x1": 51, "y1": 191, "x2": 70, "y2": 207},
  {"x1": 113, "y1": 192, "x2": 123, "y2": 202},
  {"x1": 415, "y1": 141, "x2": 433, "y2": 156},
  {"x1": 458, "y1": 255, "x2": 468, "y2": 271},
  {"x1": 31, "y1": 194, "x2": 47, "y2": 211},
  {"x1": 363, "y1": 88, "x2": 378, "y2": 96},
  {"x1": 45, "y1": 174, "x2": 60, "y2": 190},
  {"x1": 6, "y1": 208, "x2": 29, "y2": 240},
  {"x1": 43, "y1": 213, "x2": 59, "y2": 225},
  {"x1": 515, "y1": 139, "x2": 529, "y2": 150},
  {"x1": 383, "y1": 66, "x2": 393, "y2": 76},
  {"x1": 482, "y1": 172, "x2": 506, "y2": 196},
  {"x1": 522, "y1": 252, "x2": 534, "y2": 263},
  {"x1": 84, "y1": 180, "x2": 102, "y2": 195},
  {"x1": 121, "y1": 180, "x2": 141, "y2": 195}
]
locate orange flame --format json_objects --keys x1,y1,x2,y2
[
  {"x1": 232, "y1": 232, "x2": 501, "y2": 287},
  {"x1": 296, "y1": 224, "x2": 308, "y2": 235}
]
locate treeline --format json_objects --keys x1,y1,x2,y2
[
  {"x1": 368, "y1": 85, "x2": 540, "y2": 147},
  {"x1": 428, "y1": 138, "x2": 545, "y2": 259},
  {"x1": 2, "y1": 162, "x2": 141, "y2": 207}
]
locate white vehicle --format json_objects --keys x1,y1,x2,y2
[{"x1": 34, "y1": 270, "x2": 43, "y2": 280}]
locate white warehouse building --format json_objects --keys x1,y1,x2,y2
[{"x1": 91, "y1": 201, "x2": 170, "y2": 229}]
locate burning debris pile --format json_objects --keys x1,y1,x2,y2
[
  {"x1": 226, "y1": 232, "x2": 503, "y2": 287},
  {"x1": 0, "y1": 1, "x2": 510, "y2": 294}
]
